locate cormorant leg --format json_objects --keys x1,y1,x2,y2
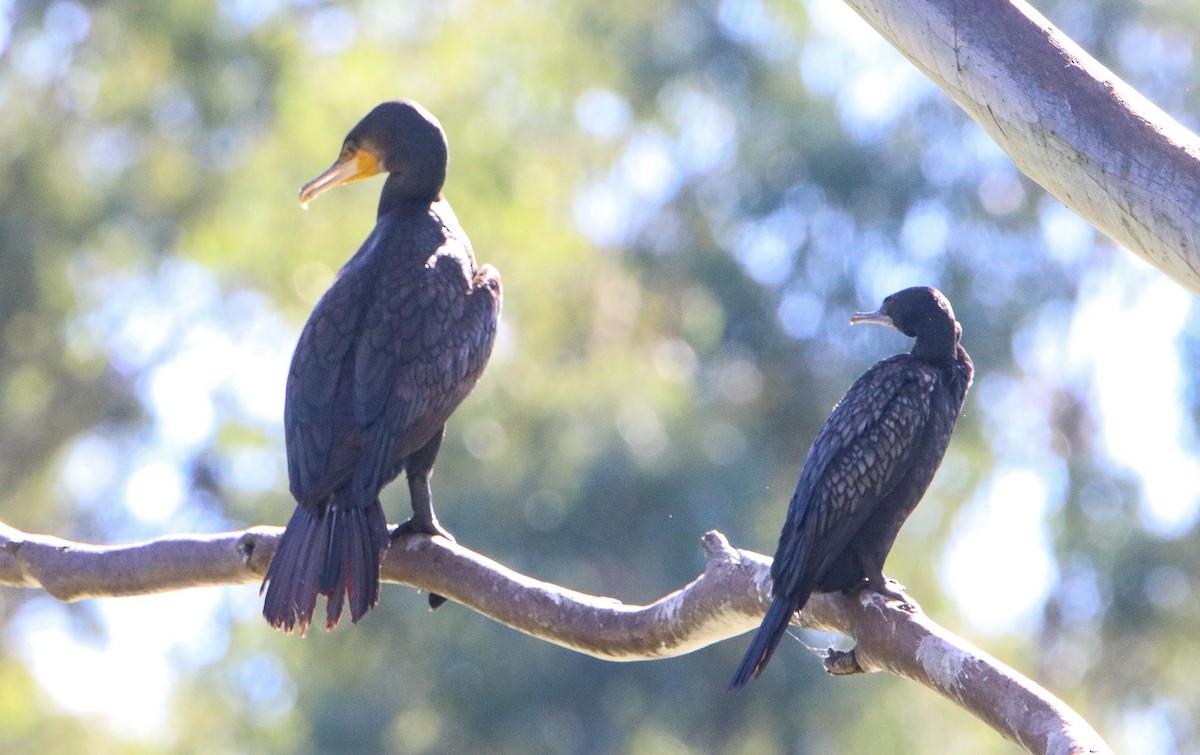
[
  {"x1": 389, "y1": 428, "x2": 452, "y2": 610},
  {"x1": 391, "y1": 427, "x2": 454, "y2": 541}
]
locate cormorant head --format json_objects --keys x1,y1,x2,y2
[
  {"x1": 850, "y1": 286, "x2": 961, "y2": 359},
  {"x1": 299, "y1": 100, "x2": 448, "y2": 208}
]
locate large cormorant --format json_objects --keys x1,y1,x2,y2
[
  {"x1": 262, "y1": 100, "x2": 501, "y2": 633},
  {"x1": 730, "y1": 286, "x2": 972, "y2": 688}
]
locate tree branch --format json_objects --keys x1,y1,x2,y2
[
  {"x1": 843, "y1": 0, "x2": 1200, "y2": 293},
  {"x1": 0, "y1": 521, "x2": 1110, "y2": 754}
]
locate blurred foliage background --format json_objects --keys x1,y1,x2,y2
[{"x1": 0, "y1": 0, "x2": 1198, "y2": 752}]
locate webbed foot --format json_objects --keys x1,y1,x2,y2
[
  {"x1": 390, "y1": 518, "x2": 455, "y2": 610},
  {"x1": 865, "y1": 575, "x2": 918, "y2": 612},
  {"x1": 391, "y1": 517, "x2": 456, "y2": 543}
]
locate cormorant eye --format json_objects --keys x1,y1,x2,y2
[{"x1": 341, "y1": 141, "x2": 358, "y2": 159}]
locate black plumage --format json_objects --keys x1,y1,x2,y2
[
  {"x1": 730, "y1": 286, "x2": 972, "y2": 689},
  {"x1": 262, "y1": 100, "x2": 501, "y2": 634}
]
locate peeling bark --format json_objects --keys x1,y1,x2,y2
[{"x1": 0, "y1": 521, "x2": 1110, "y2": 754}]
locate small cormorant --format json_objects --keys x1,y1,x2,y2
[
  {"x1": 730, "y1": 286, "x2": 972, "y2": 688},
  {"x1": 262, "y1": 100, "x2": 501, "y2": 633}
]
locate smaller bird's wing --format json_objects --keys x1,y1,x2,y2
[{"x1": 771, "y1": 359, "x2": 935, "y2": 598}]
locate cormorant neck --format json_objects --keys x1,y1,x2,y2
[
  {"x1": 910, "y1": 319, "x2": 960, "y2": 364},
  {"x1": 378, "y1": 173, "x2": 441, "y2": 217}
]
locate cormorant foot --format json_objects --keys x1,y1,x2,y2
[
  {"x1": 392, "y1": 519, "x2": 455, "y2": 611},
  {"x1": 391, "y1": 518, "x2": 451, "y2": 607},
  {"x1": 867, "y1": 576, "x2": 918, "y2": 612},
  {"x1": 391, "y1": 518, "x2": 456, "y2": 543}
]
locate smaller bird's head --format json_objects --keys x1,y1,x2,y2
[
  {"x1": 850, "y1": 286, "x2": 956, "y2": 335},
  {"x1": 851, "y1": 286, "x2": 961, "y2": 359},
  {"x1": 299, "y1": 100, "x2": 448, "y2": 208}
]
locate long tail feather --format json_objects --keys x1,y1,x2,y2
[
  {"x1": 729, "y1": 598, "x2": 799, "y2": 690},
  {"x1": 323, "y1": 500, "x2": 390, "y2": 629},
  {"x1": 262, "y1": 506, "x2": 326, "y2": 635},
  {"x1": 262, "y1": 500, "x2": 389, "y2": 634},
  {"x1": 319, "y1": 506, "x2": 342, "y2": 595},
  {"x1": 347, "y1": 502, "x2": 388, "y2": 623}
]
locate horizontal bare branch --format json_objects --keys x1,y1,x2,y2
[
  {"x1": 844, "y1": 0, "x2": 1200, "y2": 293},
  {"x1": 0, "y1": 520, "x2": 1109, "y2": 753}
]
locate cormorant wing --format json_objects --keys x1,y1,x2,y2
[
  {"x1": 348, "y1": 229, "x2": 499, "y2": 496},
  {"x1": 284, "y1": 257, "x2": 372, "y2": 507},
  {"x1": 770, "y1": 359, "x2": 935, "y2": 597}
]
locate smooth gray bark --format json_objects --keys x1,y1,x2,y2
[{"x1": 844, "y1": 0, "x2": 1200, "y2": 293}]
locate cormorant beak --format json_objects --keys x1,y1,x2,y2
[
  {"x1": 299, "y1": 149, "x2": 383, "y2": 209},
  {"x1": 850, "y1": 308, "x2": 894, "y2": 328}
]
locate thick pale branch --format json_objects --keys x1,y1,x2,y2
[
  {"x1": 844, "y1": 0, "x2": 1200, "y2": 293},
  {"x1": 807, "y1": 592, "x2": 1108, "y2": 755},
  {"x1": 0, "y1": 521, "x2": 1109, "y2": 754}
]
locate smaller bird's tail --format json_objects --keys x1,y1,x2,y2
[
  {"x1": 729, "y1": 598, "x2": 799, "y2": 690},
  {"x1": 261, "y1": 501, "x2": 389, "y2": 634}
]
